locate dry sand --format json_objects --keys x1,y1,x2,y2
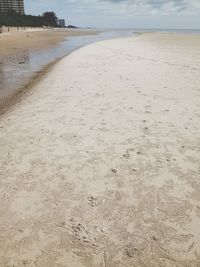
[
  {"x1": 0, "y1": 33, "x2": 200, "y2": 266},
  {"x1": 0, "y1": 28, "x2": 97, "y2": 57}
]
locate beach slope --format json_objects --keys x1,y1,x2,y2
[{"x1": 0, "y1": 33, "x2": 200, "y2": 266}]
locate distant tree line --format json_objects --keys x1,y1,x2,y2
[{"x1": 0, "y1": 11, "x2": 58, "y2": 27}]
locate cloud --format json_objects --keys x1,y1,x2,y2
[
  {"x1": 26, "y1": 0, "x2": 200, "y2": 15},
  {"x1": 56, "y1": 0, "x2": 200, "y2": 16},
  {"x1": 25, "y1": 0, "x2": 200, "y2": 28},
  {"x1": 99, "y1": 0, "x2": 197, "y2": 14}
]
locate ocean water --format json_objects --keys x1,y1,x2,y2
[{"x1": 0, "y1": 28, "x2": 199, "y2": 102}]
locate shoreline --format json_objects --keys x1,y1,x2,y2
[
  {"x1": 0, "y1": 31, "x2": 100, "y2": 115},
  {"x1": 0, "y1": 28, "x2": 139, "y2": 114},
  {"x1": 0, "y1": 32, "x2": 200, "y2": 266},
  {"x1": 0, "y1": 30, "x2": 199, "y2": 115},
  {"x1": 2, "y1": 29, "x2": 199, "y2": 116},
  {"x1": 0, "y1": 28, "x2": 98, "y2": 57},
  {"x1": 0, "y1": 55, "x2": 63, "y2": 116},
  {"x1": 0, "y1": 28, "x2": 99, "y2": 112}
]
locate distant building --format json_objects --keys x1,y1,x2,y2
[
  {"x1": 0, "y1": 0, "x2": 25, "y2": 15},
  {"x1": 58, "y1": 19, "x2": 65, "y2": 28}
]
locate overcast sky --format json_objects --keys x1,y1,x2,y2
[{"x1": 25, "y1": 0, "x2": 200, "y2": 29}]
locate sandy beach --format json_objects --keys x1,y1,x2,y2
[
  {"x1": 0, "y1": 28, "x2": 98, "y2": 111},
  {"x1": 0, "y1": 33, "x2": 200, "y2": 266},
  {"x1": 0, "y1": 28, "x2": 97, "y2": 58}
]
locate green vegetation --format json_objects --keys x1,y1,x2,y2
[{"x1": 0, "y1": 11, "x2": 58, "y2": 27}]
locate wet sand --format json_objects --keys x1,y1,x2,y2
[
  {"x1": 0, "y1": 57, "x2": 62, "y2": 115},
  {"x1": 0, "y1": 28, "x2": 98, "y2": 109},
  {"x1": 0, "y1": 33, "x2": 200, "y2": 266},
  {"x1": 0, "y1": 28, "x2": 97, "y2": 57}
]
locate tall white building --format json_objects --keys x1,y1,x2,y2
[
  {"x1": 0, "y1": 0, "x2": 25, "y2": 15},
  {"x1": 58, "y1": 19, "x2": 65, "y2": 28}
]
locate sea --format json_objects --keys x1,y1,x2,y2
[{"x1": 0, "y1": 28, "x2": 199, "y2": 103}]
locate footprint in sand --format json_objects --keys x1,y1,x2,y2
[{"x1": 88, "y1": 196, "x2": 102, "y2": 207}]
